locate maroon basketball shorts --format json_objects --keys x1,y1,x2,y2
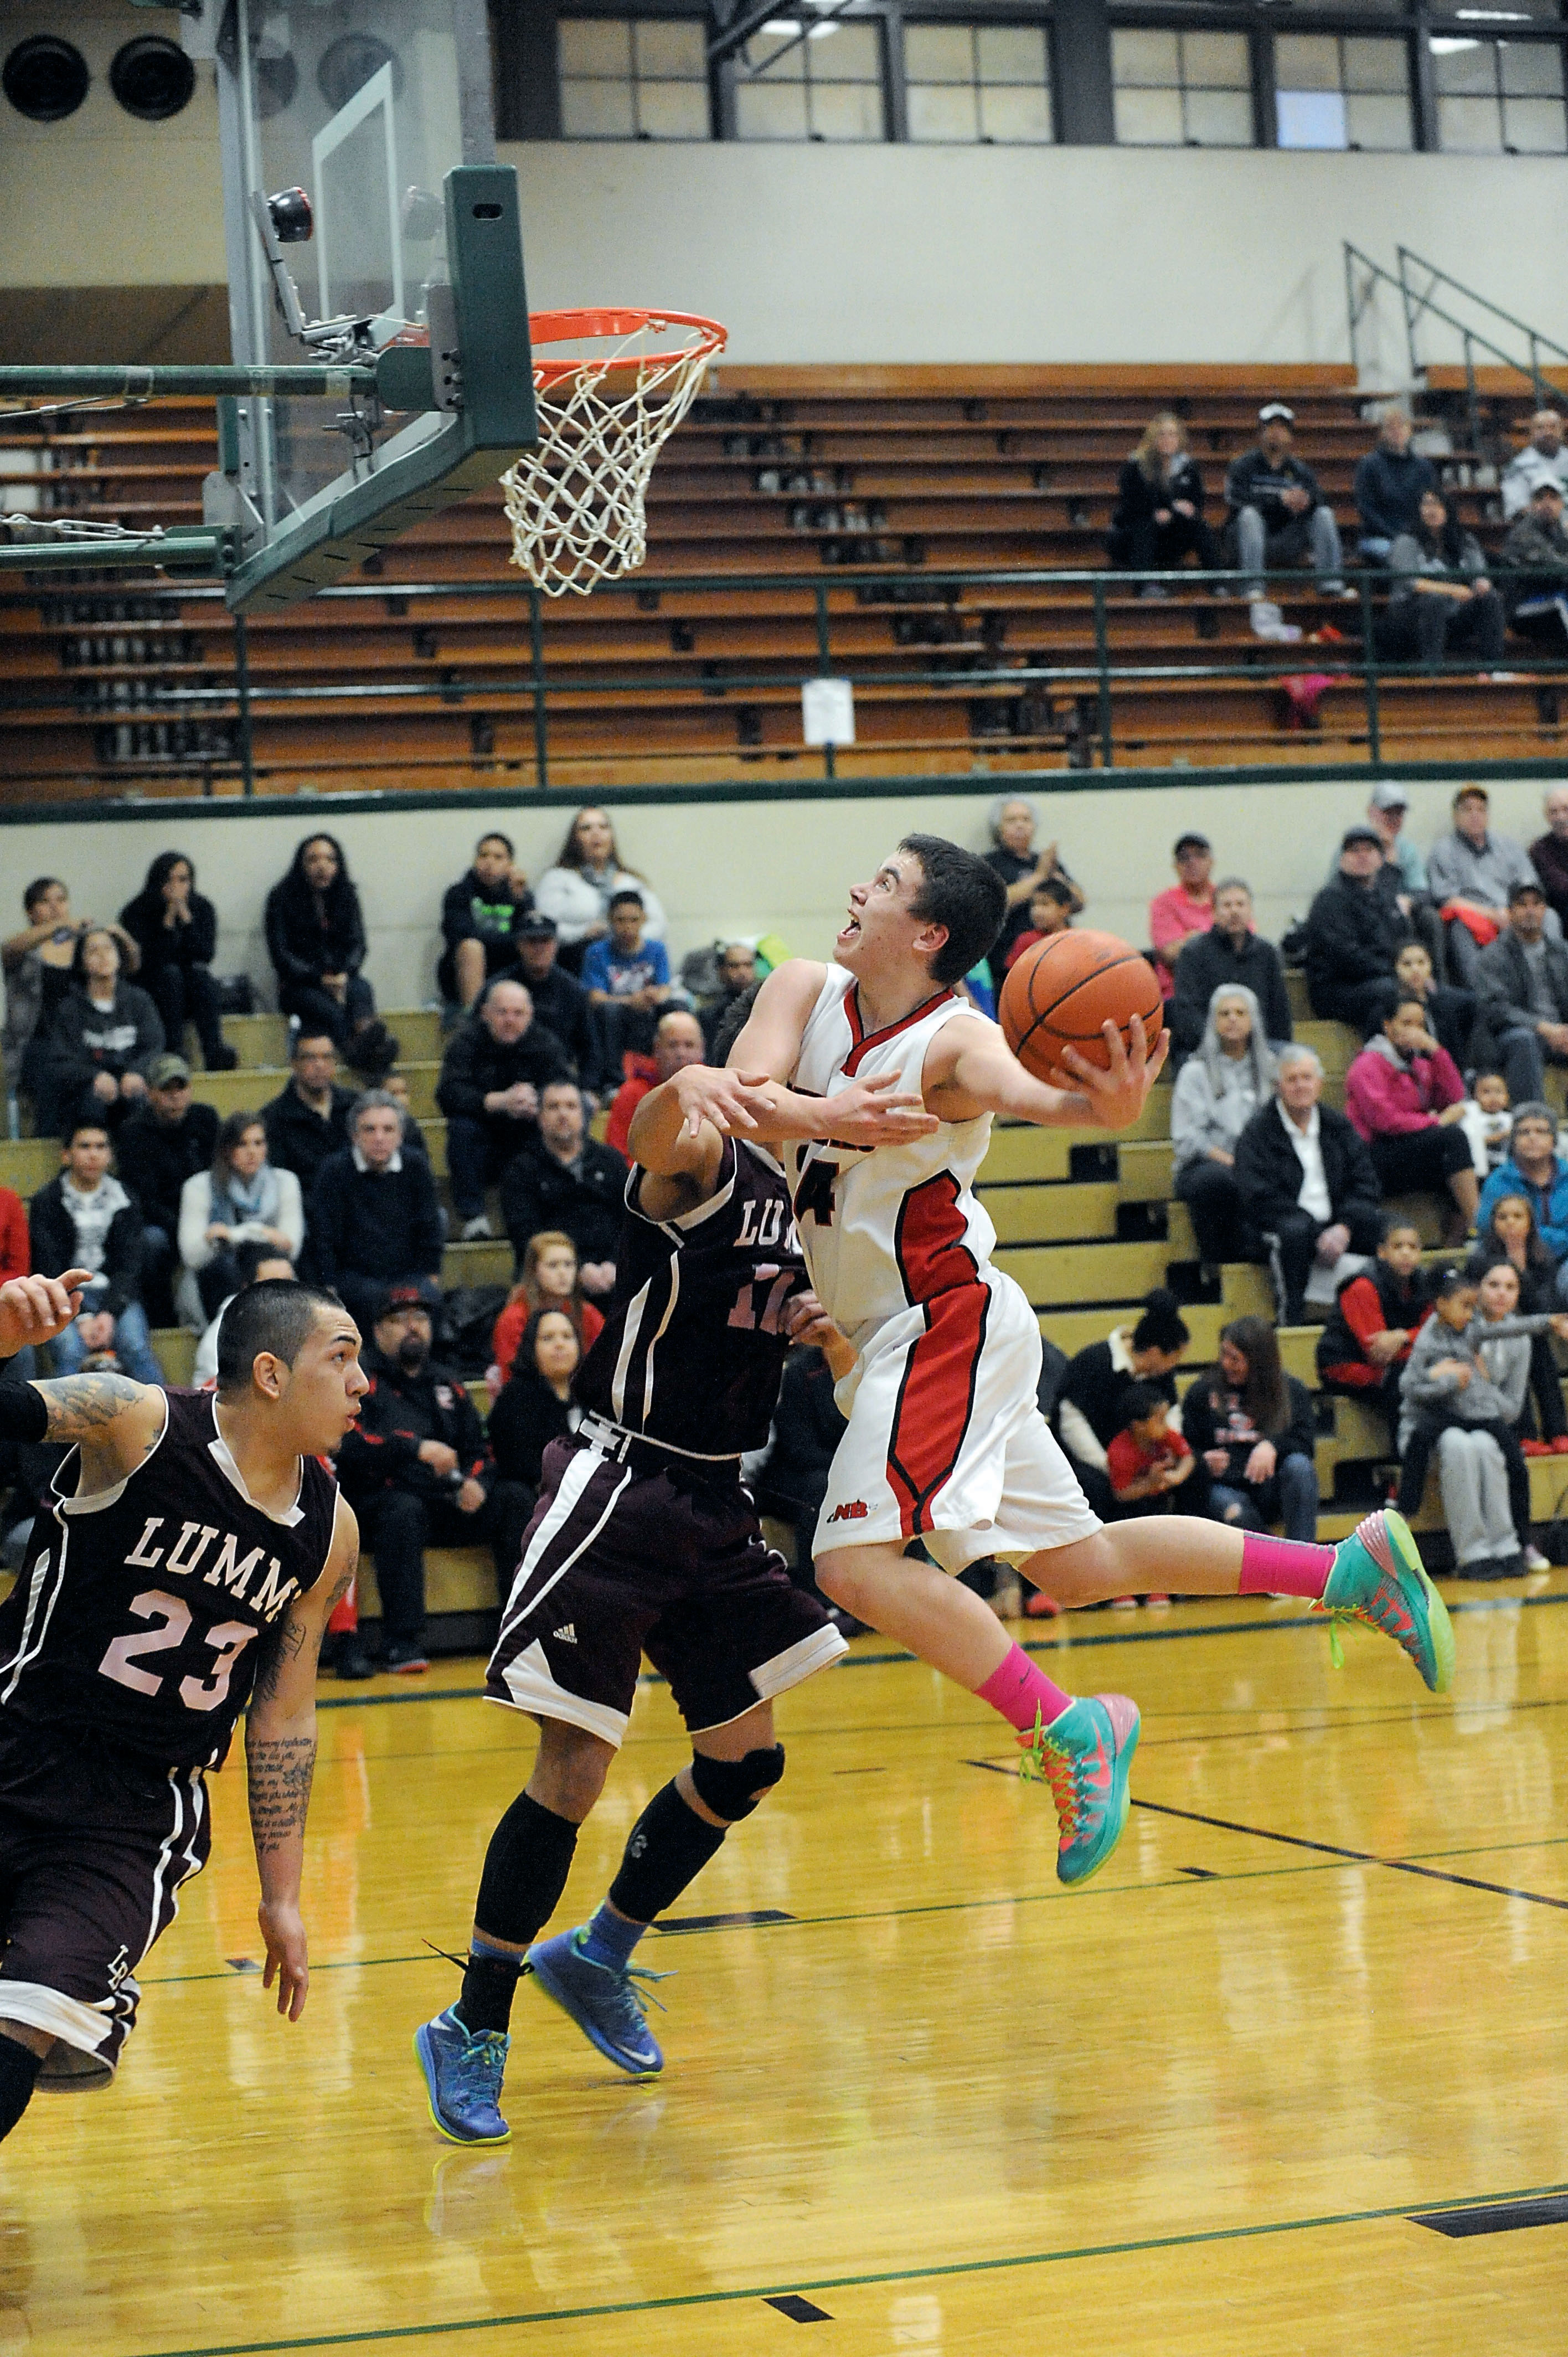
[
  {"x1": 486, "y1": 1436, "x2": 848, "y2": 1745},
  {"x1": 0, "y1": 1713, "x2": 210, "y2": 2089}
]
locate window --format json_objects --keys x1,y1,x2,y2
[
  {"x1": 734, "y1": 16, "x2": 885, "y2": 140},
  {"x1": 1275, "y1": 34, "x2": 1412, "y2": 147},
  {"x1": 1431, "y1": 32, "x2": 1566, "y2": 147},
  {"x1": 904, "y1": 22, "x2": 1054, "y2": 142},
  {"x1": 1113, "y1": 27, "x2": 1254, "y2": 145},
  {"x1": 558, "y1": 16, "x2": 711, "y2": 140}
]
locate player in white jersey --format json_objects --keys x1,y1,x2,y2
[{"x1": 673, "y1": 835, "x2": 1454, "y2": 1886}]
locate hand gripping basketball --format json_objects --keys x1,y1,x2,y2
[{"x1": 999, "y1": 932, "x2": 1165, "y2": 1084}]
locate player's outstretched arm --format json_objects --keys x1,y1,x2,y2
[
  {"x1": 244, "y1": 1496, "x2": 359, "y2": 2023},
  {"x1": 928, "y1": 1013, "x2": 1168, "y2": 1131},
  {"x1": 0, "y1": 1271, "x2": 166, "y2": 1485}
]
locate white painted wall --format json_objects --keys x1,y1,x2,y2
[{"x1": 2, "y1": 775, "x2": 1559, "y2": 1013}]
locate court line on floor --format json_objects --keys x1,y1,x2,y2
[
  {"x1": 1129, "y1": 1795, "x2": 1568, "y2": 1910},
  {"x1": 128, "y1": 2174, "x2": 1568, "y2": 2357},
  {"x1": 310, "y1": 1587, "x2": 1568, "y2": 1709}
]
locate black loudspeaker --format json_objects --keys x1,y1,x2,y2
[
  {"x1": 109, "y1": 35, "x2": 195, "y2": 122},
  {"x1": 2, "y1": 34, "x2": 89, "y2": 122}
]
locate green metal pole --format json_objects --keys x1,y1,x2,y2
[
  {"x1": 233, "y1": 611, "x2": 255, "y2": 797},
  {"x1": 528, "y1": 585, "x2": 549, "y2": 791},
  {"x1": 815, "y1": 583, "x2": 837, "y2": 784},
  {"x1": 1359, "y1": 574, "x2": 1381, "y2": 768},
  {"x1": 0, "y1": 531, "x2": 229, "y2": 579},
  {"x1": 0, "y1": 363, "x2": 376, "y2": 399},
  {"x1": 1092, "y1": 575, "x2": 1113, "y2": 770}
]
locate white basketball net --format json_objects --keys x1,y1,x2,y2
[{"x1": 501, "y1": 314, "x2": 724, "y2": 598}]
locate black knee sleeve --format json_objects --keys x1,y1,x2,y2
[
  {"x1": 689, "y1": 1744, "x2": 786, "y2": 1822},
  {"x1": 474, "y1": 1790, "x2": 579, "y2": 1949},
  {"x1": 608, "y1": 1779, "x2": 730, "y2": 1926},
  {"x1": 0, "y1": 2034, "x2": 41, "y2": 2140}
]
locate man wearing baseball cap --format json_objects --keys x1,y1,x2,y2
[
  {"x1": 1302, "y1": 825, "x2": 1408, "y2": 1037},
  {"x1": 112, "y1": 1050, "x2": 219, "y2": 1326},
  {"x1": 1224, "y1": 400, "x2": 1348, "y2": 619},
  {"x1": 513, "y1": 913, "x2": 600, "y2": 1093},
  {"x1": 1148, "y1": 831, "x2": 1217, "y2": 1000},
  {"x1": 1426, "y1": 784, "x2": 1559, "y2": 988}
]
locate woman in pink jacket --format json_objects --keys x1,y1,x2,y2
[{"x1": 1344, "y1": 997, "x2": 1478, "y2": 1245}]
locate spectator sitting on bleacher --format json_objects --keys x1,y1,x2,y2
[
  {"x1": 380, "y1": 1071, "x2": 429, "y2": 1159},
  {"x1": 1344, "y1": 1000, "x2": 1476, "y2": 1247},
  {"x1": 261, "y1": 1029, "x2": 357, "y2": 1196},
  {"x1": 1477, "y1": 1103, "x2": 1568, "y2": 1303},
  {"x1": 581, "y1": 889, "x2": 673, "y2": 1069},
  {"x1": 489, "y1": 1230, "x2": 605, "y2": 1390},
  {"x1": 118, "y1": 851, "x2": 238, "y2": 1074},
  {"x1": 1471, "y1": 877, "x2": 1568, "y2": 1106},
  {"x1": 1003, "y1": 877, "x2": 1077, "y2": 969},
  {"x1": 1182, "y1": 1316, "x2": 1318, "y2": 1543},
  {"x1": 700, "y1": 943, "x2": 759, "y2": 1056},
  {"x1": 29, "y1": 1120, "x2": 162, "y2": 1384},
  {"x1": 499, "y1": 1079, "x2": 627, "y2": 1300},
  {"x1": 264, "y1": 833, "x2": 398, "y2": 1080},
  {"x1": 435, "y1": 977, "x2": 572, "y2": 1242},
  {"x1": 307, "y1": 1090, "x2": 443, "y2": 1331},
  {"x1": 3, "y1": 880, "x2": 140, "y2": 1133},
  {"x1": 1148, "y1": 831, "x2": 1216, "y2": 1001},
  {"x1": 1354, "y1": 408, "x2": 1437, "y2": 567},
  {"x1": 46, "y1": 927, "x2": 164, "y2": 1137},
  {"x1": 1470, "y1": 1193, "x2": 1568, "y2": 1451},
  {"x1": 484, "y1": 1308, "x2": 582, "y2": 1508},
  {"x1": 1501, "y1": 408, "x2": 1568, "y2": 519},
  {"x1": 1106, "y1": 1381, "x2": 1198, "y2": 1523},
  {"x1": 1224, "y1": 400, "x2": 1347, "y2": 621},
  {"x1": 1317, "y1": 1216, "x2": 1434, "y2": 1434},
  {"x1": 1500, "y1": 482, "x2": 1568, "y2": 648},
  {"x1": 533, "y1": 806, "x2": 668, "y2": 974},
  {"x1": 1528, "y1": 786, "x2": 1568, "y2": 933},
  {"x1": 1393, "y1": 939, "x2": 1475, "y2": 1073},
  {"x1": 1106, "y1": 412, "x2": 1221, "y2": 594},
  {"x1": 1054, "y1": 1288, "x2": 1191, "y2": 1522},
  {"x1": 605, "y1": 1008, "x2": 706, "y2": 1159},
  {"x1": 1457, "y1": 1067, "x2": 1513, "y2": 1180},
  {"x1": 1303, "y1": 825, "x2": 1408, "y2": 1038},
  {"x1": 336, "y1": 1284, "x2": 534, "y2": 1674},
  {"x1": 437, "y1": 831, "x2": 535, "y2": 1010},
  {"x1": 982, "y1": 799, "x2": 1083, "y2": 988},
  {"x1": 1383, "y1": 491, "x2": 1504, "y2": 675},
  {"x1": 1395, "y1": 1264, "x2": 1554, "y2": 1576},
  {"x1": 1170, "y1": 878, "x2": 1291, "y2": 1057},
  {"x1": 1170, "y1": 985, "x2": 1274, "y2": 1281},
  {"x1": 114, "y1": 1052, "x2": 220, "y2": 1326},
  {"x1": 1427, "y1": 785, "x2": 1557, "y2": 990},
  {"x1": 191, "y1": 1242, "x2": 296, "y2": 1388},
  {"x1": 1234, "y1": 1043, "x2": 1383, "y2": 1325},
  {"x1": 178, "y1": 1109, "x2": 305, "y2": 1327},
  {"x1": 510, "y1": 914, "x2": 599, "y2": 1094},
  {"x1": 1329, "y1": 780, "x2": 1448, "y2": 982}
]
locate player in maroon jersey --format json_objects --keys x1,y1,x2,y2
[
  {"x1": 0, "y1": 1269, "x2": 364, "y2": 2138},
  {"x1": 414, "y1": 1010, "x2": 931, "y2": 2144}
]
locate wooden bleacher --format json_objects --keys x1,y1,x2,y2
[{"x1": 3, "y1": 362, "x2": 1566, "y2": 800}]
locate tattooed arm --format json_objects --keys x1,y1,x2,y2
[
  {"x1": 245, "y1": 1494, "x2": 359, "y2": 2022},
  {"x1": 0, "y1": 1272, "x2": 166, "y2": 1493}
]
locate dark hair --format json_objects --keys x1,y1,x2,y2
[
  {"x1": 1417, "y1": 491, "x2": 1467, "y2": 567},
  {"x1": 476, "y1": 831, "x2": 514, "y2": 856},
  {"x1": 276, "y1": 833, "x2": 359, "y2": 935},
  {"x1": 1035, "y1": 876, "x2": 1076, "y2": 909},
  {"x1": 1466, "y1": 1249, "x2": 1524, "y2": 1299},
  {"x1": 609, "y1": 888, "x2": 646, "y2": 914},
  {"x1": 1476, "y1": 1190, "x2": 1554, "y2": 1274},
  {"x1": 712, "y1": 978, "x2": 762, "y2": 1067},
  {"x1": 1473, "y1": 1067, "x2": 1508, "y2": 1091},
  {"x1": 69, "y1": 927, "x2": 121, "y2": 984},
  {"x1": 1218, "y1": 1314, "x2": 1289, "y2": 1436},
  {"x1": 292, "y1": 1028, "x2": 337, "y2": 1058},
  {"x1": 1432, "y1": 1265, "x2": 1473, "y2": 1303},
  {"x1": 1121, "y1": 1381, "x2": 1167, "y2": 1425},
  {"x1": 1379, "y1": 1212, "x2": 1423, "y2": 1244},
  {"x1": 66, "y1": 1119, "x2": 110, "y2": 1145},
  {"x1": 233, "y1": 1240, "x2": 292, "y2": 1288},
  {"x1": 213, "y1": 1109, "x2": 266, "y2": 1194},
  {"x1": 515, "y1": 1303, "x2": 581, "y2": 1385},
  {"x1": 1131, "y1": 1286, "x2": 1190, "y2": 1356},
  {"x1": 898, "y1": 834, "x2": 1008, "y2": 985},
  {"x1": 555, "y1": 805, "x2": 643, "y2": 882},
  {"x1": 132, "y1": 850, "x2": 196, "y2": 907},
  {"x1": 215, "y1": 1280, "x2": 344, "y2": 1394},
  {"x1": 23, "y1": 876, "x2": 63, "y2": 915}
]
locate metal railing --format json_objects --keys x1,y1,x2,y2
[
  {"x1": 3, "y1": 559, "x2": 1568, "y2": 801},
  {"x1": 1345, "y1": 242, "x2": 1568, "y2": 450}
]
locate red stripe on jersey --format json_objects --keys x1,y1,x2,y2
[
  {"x1": 886, "y1": 1283, "x2": 990, "y2": 1536},
  {"x1": 842, "y1": 986, "x2": 956, "y2": 1079},
  {"x1": 894, "y1": 1172, "x2": 981, "y2": 1305}
]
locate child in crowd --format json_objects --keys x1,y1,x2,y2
[
  {"x1": 489, "y1": 1229, "x2": 604, "y2": 1389},
  {"x1": 1457, "y1": 1068, "x2": 1513, "y2": 1182},
  {"x1": 1004, "y1": 876, "x2": 1077, "y2": 968},
  {"x1": 1104, "y1": 1380, "x2": 1193, "y2": 1606},
  {"x1": 1470, "y1": 1191, "x2": 1568, "y2": 1453},
  {"x1": 1392, "y1": 938, "x2": 1475, "y2": 1072},
  {"x1": 1317, "y1": 1216, "x2": 1434, "y2": 1434},
  {"x1": 581, "y1": 888, "x2": 672, "y2": 1064}
]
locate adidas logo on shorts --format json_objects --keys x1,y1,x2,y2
[{"x1": 553, "y1": 1623, "x2": 577, "y2": 1644}]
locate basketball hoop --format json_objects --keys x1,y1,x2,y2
[{"x1": 501, "y1": 308, "x2": 726, "y2": 598}]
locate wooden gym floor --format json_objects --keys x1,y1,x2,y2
[{"x1": 7, "y1": 1577, "x2": 1568, "y2": 2357}]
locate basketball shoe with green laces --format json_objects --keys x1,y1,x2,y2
[
  {"x1": 1317, "y1": 1508, "x2": 1454, "y2": 1694},
  {"x1": 1019, "y1": 1692, "x2": 1141, "y2": 1887}
]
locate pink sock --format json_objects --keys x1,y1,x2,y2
[
  {"x1": 1237, "y1": 1529, "x2": 1335, "y2": 1601},
  {"x1": 975, "y1": 1643, "x2": 1074, "y2": 1733}
]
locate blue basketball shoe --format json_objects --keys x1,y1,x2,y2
[
  {"x1": 414, "y1": 2007, "x2": 511, "y2": 2145},
  {"x1": 525, "y1": 1928, "x2": 668, "y2": 2076}
]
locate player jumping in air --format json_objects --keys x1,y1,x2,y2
[
  {"x1": 672, "y1": 835, "x2": 1453, "y2": 1887},
  {"x1": 413, "y1": 1027, "x2": 927, "y2": 2145},
  {"x1": 0, "y1": 1272, "x2": 364, "y2": 2138}
]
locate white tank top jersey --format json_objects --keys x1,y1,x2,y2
[{"x1": 786, "y1": 964, "x2": 998, "y2": 1344}]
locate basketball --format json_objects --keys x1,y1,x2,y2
[{"x1": 998, "y1": 930, "x2": 1165, "y2": 1082}]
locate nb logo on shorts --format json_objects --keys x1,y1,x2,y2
[
  {"x1": 553, "y1": 1623, "x2": 577, "y2": 1644},
  {"x1": 826, "y1": 1501, "x2": 869, "y2": 1522}
]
